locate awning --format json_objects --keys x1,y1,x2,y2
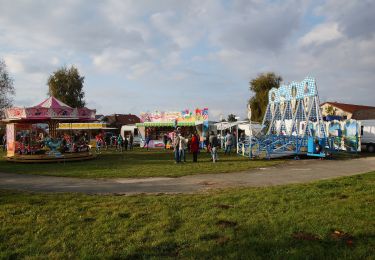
[
  {"x1": 57, "y1": 122, "x2": 116, "y2": 130},
  {"x1": 136, "y1": 121, "x2": 197, "y2": 127}
]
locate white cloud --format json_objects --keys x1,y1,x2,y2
[
  {"x1": 0, "y1": 0, "x2": 374, "y2": 118},
  {"x1": 298, "y1": 23, "x2": 342, "y2": 47},
  {"x1": 127, "y1": 61, "x2": 156, "y2": 80},
  {"x1": 3, "y1": 54, "x2": 25, "y2": 74}
]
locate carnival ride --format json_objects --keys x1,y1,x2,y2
[
  {"x1": 3, "y1": 97, "x2": 97, "y2": 163},
  {"x1": 238, "y1": 77, "x2": 361, "y2": 159}
]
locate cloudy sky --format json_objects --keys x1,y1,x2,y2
[{"x1": 1, "y1": 0, "x2": 374, "y2": 119}]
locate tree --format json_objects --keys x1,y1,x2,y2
[
  {"x1": 325, "y1": 105, "x2": 337, "y2": 116},
  {"x1": 248, "y1": 72, "x2": 282, "y2": 122},
  {"x1": 47, "y1": 66, "x2": 86, "y2": 107},
  {"x1": 0, "y1": 59, "x2": 15, "y2": 115},
  {"x1": 227, "y1": 114, "x2": 237, "y2": 122}
]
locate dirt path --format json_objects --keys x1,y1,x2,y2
[{"x1": 0, "y1": 157, "x2": 374, "y2": 195}]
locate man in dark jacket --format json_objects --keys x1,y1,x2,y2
[
  {"x1": 209, "y1": 131, "x2": 219, "y2": 163},
  {"x1": 129, "y1": 134, "x2": 134, "y2": 150}
]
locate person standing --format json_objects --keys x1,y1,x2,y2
[
  {"x1": 224, "y1": 131, "x2": 233, "y2": 155},
  {"x1": 209, "y1": 131, "x2": 219, "y2": 163},
  {"x1": 163, "y1": 133, "x2": 168, "y2": 150},
  {"x1": 124, "y1": 135, "x2": 129, "y2": 151},
  {"x1": 144, "y1": 134, "x2": 151, "y2": 150},
  {"x1": 205, "y1": 134, "x2": 210, "y2": 153},
  {"x1": 173, "y1": 131, "x2": 180, "y2": 163},
  {"x1": 117, "y1": 133, "x2": 123, "y2": 152},
  {"x1": 190, "y1": 132, "x2": 200, "y2": 162},
  {"x1": 2, "y1": 134, "x2": 6, "y2": 151},
  {"x1": 95, "y1": 133, "x2": 103, "y2": 153},
  {"x1": 110, "y1": 135, "x2": 116, "y2": 148},
  {"x1": 129, "y1": 134, "x2": 134, "y2": 150},
  {"x1": 179, "y1": 133, "x2": 186, "y2": 163}
]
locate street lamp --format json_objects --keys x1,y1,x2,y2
[{"x1": 247, "y1": 104, "x2": 252, "y2": 159}]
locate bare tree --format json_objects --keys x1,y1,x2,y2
[{"x1": 0, "y1": 59, "x2": 15, "y2": 116}]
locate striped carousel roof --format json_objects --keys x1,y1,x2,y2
[{"x1": 35, "y1": 96, "x2": 72, "y2": 109}]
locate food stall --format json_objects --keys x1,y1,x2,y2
[
  {"x1": 3, "y1": 96, "x2": 96, "y2": 162},
  {"x1": 136, "y1": 108, "x2": 215, "y2": 148}
]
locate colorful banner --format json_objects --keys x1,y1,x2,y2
[{"x1": 140, "y1": 108, "x2": 208, "y2": 123}]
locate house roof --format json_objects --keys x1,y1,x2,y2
[
  {"x1": 104, "y1": 114, "x2": 140, "y2": 127},
  {"x1": 321, "y1": 102, "x2": 375, "y2": 114},
  {"x1": 352, "y1": 108, "x2": 375, "y2": 120}
]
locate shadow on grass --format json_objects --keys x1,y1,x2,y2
[{"x1": 118, "y1": 226, "x2": 374, "y2": 259}]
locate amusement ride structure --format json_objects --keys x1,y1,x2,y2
[
  {"x1": 3, "y1": 96, "x2": 96, "y2": 162},
  {"x1": 238, "y1": 77, "x2": 361, "y2": 159}
]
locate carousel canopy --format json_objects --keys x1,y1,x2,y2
[
  {"x1": 3, "y1": 96, "x2": 96, "y2": 123},
  {"x1": 35, "y1": 96, "x2": 72, "y2": 109}
]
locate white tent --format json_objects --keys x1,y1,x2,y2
[{"x1": 215, "y1": 120, "x2": 262, "y2": 136}]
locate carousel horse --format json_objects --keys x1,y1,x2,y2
[{"x1": 43, "y1": 137, "x2": 63, "y2": 156}]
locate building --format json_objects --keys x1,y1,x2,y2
[
  {"x1": 352, "y1": 108, "x2": 375, "y2": 120},
  {"x1": 320, "y1": 102, "x2": 375, "y2": 120},
  {"x1": 103, "y1": 114, "x2": 141, "y2": 131},
  {"x1": 95, "y1": 114, "x2": 105, "y2": 122}
]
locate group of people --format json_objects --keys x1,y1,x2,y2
[
  {"x1": 172, "y1": 128, "x2": 200, "y2": 163},
  {"x1": 115, "y1": 133, "x2": 134, "y2": 152},
  {"x1": 95, "y1": 132, "x2": 134, "y2": 153},
  {"x1": 170, "y1": 129, "x2": 232, "y2": 163}
]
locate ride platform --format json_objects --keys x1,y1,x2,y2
[{"x1": 6, "y1": 152, "x2": 96, "y2": 163}]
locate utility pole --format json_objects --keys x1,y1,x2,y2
[
  {"x1": 219, "y1": 114, "x2": 223, "y2": 149},
  {"x1": 248, "y1": 104, "x2": 252, "y2": 159}
]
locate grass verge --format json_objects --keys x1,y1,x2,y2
[
  {"x1": 0, "y1": 172, "x2": 374, "y2": 258},
  {"x1": 0, "y1": 149, "x2": 282, "y2": 178}
]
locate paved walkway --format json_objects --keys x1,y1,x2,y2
[{"x1": 0, "y1": 157, "x2": 374, "y2": 195}]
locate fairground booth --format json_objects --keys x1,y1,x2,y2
[
  {"x1": 57, "y1": 122, "x2": 117, "y2": 148},
  {"x1": 3, "y1": 97, "x2": 96, "y2": 162},
  {"x1": 136, "y1": 108, "x2": 215, "y2": 148}
]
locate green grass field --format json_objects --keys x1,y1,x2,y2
[
  {"x1": 0, "y1": 172, "x2": 374, "y2": 259},
  {"x1": 0, "y1": 149, "x2": 282, "y2": 178}
]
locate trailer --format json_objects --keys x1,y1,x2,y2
[
  {"x1": 360, "y1": 120, "x2": 375, "y2": 152},
  {"x1": 120, "y1": 125, "x2": 142, "y2": 146}
]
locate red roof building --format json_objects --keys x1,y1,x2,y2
[
  {"x1": 103, "y1": 114, "x2": 140, "y2": 131},
  {"x1": 321, "y1": 102, "x2": 375, "y2": 120}
]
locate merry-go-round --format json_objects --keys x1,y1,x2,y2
[{"x1": 3, "y1": 96, "x2": 97, "y2": 163}]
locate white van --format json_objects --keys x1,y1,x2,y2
[
  {"x1": 120, "y1": 125, "x2": 142, "y2": 146},
  {"x1": 361, "y1": 120, "x2": 375, "y2": 152}
]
